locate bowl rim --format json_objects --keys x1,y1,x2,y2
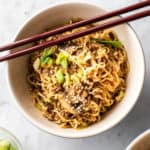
[
  {"x1": 126, "y1": 129, "x2": 150, "y2": 150},
  {"x1": 5, "y1": 1, "x2": 146, "y2": 138}
]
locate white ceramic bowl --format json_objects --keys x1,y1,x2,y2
[
  {"x1": 126, "y1": 130, "x2": 150, "y2": 150},
  {"x1": 6, "y1": 2, "x2": 145, "y2": 138}
]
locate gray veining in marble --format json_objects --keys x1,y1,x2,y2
[{"x1": 0, "y1": 0, "x2": 150, "y2": 150}]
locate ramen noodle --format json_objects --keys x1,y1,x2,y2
[{"x1": 28, "y1": 19, "x2": 129, "y2": 129}]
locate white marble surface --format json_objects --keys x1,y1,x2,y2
[{"x1": 0, "y1": 0, "x2": 149, "y2": 150}]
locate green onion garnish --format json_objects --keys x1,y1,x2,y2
[
  {"x1": 40, "y1": 57, "x2": 53, "y2": 67},
  {"x1": 40, "y1": 46, "x2": 57, "y2": 67},
  {"x1": 56, "y1": 52, "x2": 68, "y2": 69},
  {"x1": 92, "y1": 38, "x2": 122, "y2": 48},
  {"x1": 43, "y1": 46, "x2": 57, "y2": 57},
  {"x1": 56, "y1": 69, "x2": 65, "y2": 84}
]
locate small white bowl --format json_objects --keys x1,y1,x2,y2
[
  {"x1": 6, "y1": 2, "x2": 145, "y2": 138},
  {"x1": 0, "y1": 127, "x2": 22, "y2": 150},
  {"x1": 126, "y1": 130, "x2": 150, "y2": 150}
]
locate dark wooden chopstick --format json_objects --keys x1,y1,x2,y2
[
  {"x1": 0, "y1": 0, "x2": 149, "y2": 52},
  {"x1": 0, "y1": 9, "x2": 149, "y2": 62}
]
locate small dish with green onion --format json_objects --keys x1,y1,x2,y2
[{"x1": 0, "y1": 128, "x2": 22, "y2": 150}]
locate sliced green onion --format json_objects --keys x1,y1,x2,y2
[
  {"x1": 40, "y1": 57, "x2": 49, "y2": 67},
  {"x1": 92, "y1": 38, "x2": 122, "y2": 48},
  {"x1": 10, "y1": 145, "x2": 16, "y2": 150},
  {"x1": 43, "y1": 45, "x2": 57, "y2": 57},
  {"x1": 56, "y1": 52, "x2": 68, "y2": 69},
  {"x1": 40, "y1": 57, "x2": 53, "y2": 67},
  {"x1": 56, "y1": 69, "x2": 65, "y2": 84},
  {"x1": 56, "y1": 52, "x2": 65, "y2": 64},
  {"x1": 0, "y1": 140, "x2": 16, "y2": 150},
  {"x1": 47, "y1": 57, "x2": 53, "y2": 65},
  {"x1": 60, "y1": 58, "x2": 68, "y2": 69},
  {"x1": 40, "y1": 46, "x2": 57, "y2": 67}
]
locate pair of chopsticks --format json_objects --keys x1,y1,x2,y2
[{"x1": 0, "y1": 1, "x2": 149, "y2": 62}]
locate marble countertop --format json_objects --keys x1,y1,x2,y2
[{"x1": 0, "y1": 0, "x2": 149, "y2": 150}]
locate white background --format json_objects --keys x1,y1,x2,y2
[{"x1": 0, "y1": 0, "x2": 149, "y2": 150}]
